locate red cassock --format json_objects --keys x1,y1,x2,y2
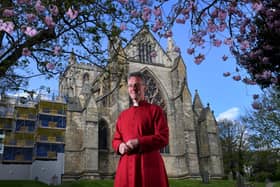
[{"x1": 112, "y1": 101, "x2": 169, "y2": 187}]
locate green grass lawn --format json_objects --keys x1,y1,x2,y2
[
  {"x1": 0, "y1": 179, "x2": 268, "y2": 187},
  {"x1": 169, "y1": 179, "x2": 266, "y2": 187},
  {"x1": 274, "y1": 181, "x2": 280, "y2": 187}
]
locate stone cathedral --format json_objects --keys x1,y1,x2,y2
[{"x1": 59, "y1": 27, "x2": 223, "y2": 181}]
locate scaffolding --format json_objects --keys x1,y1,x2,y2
[
  {"x1": 38, "y1": 100, "x2": 66, "y2": 116},
  {"x1": 2, "y1": 133, "x2": 34, "y2": 163},
  {"x1": 0, "y1": 118, "x2": 13, "y2": 131},
  {"x1": 0, "y1": 94, "x2": 67, "y2": 164},
  {"x1": 35, "y1": 99, "x2": 66, "y2": 160}
]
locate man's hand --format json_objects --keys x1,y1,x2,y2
[
  {"x1": 119, "y1": 142, "x2": 129, "y2": 155},
  {"x1": 126, "y1": 139, "x2": 139, "y2": 150}
]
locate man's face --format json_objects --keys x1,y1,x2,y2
[{"x1": 127, "y1": 76, "x2": 145, "y2": 102}]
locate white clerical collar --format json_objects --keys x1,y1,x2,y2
[{"x1": 133, "y1": 102, "x2": 139, "y2": 107}]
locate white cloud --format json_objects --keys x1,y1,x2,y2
[{"x1": 216, "y1": 107, "x2": 240, "y2": 121}]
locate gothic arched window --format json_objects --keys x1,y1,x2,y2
[
  {"x1": 138, "y1": 42, "x2": 153, "y2": 64},
  {"x1": 142, "y1": 70, "x2": 166, "y2": 112},
  {"x1": 82, "y1": 73, "x2": 89, "y2": 84},
  {"x1": 142, "y1": 70, "x2": 169, "y2": 154},
  {"x1": 98, "y1": 119, "x2": 108, "y2": 150}
]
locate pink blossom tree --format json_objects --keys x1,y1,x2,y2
[
  {"x1": 0, "y1": 0, "x2": 279, "y2": 93},
  {"x1": 0, "y1": 0, "x2": 135, "y2": 92}
]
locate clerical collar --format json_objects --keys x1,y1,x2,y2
[
  {"x1": 132, "y1": 100, "x2": 145, "y2": 107},
  {"x1": 133, "y1": 102, "x2": 139, "y2": 107}
]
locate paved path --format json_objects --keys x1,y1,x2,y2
[{"x1": 265, "y1": 182, "x2": 274, "y2": 187}]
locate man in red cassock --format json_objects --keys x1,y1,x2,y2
[{"x1": 112, "y1": 71, "x2": 169, "y2": 187}]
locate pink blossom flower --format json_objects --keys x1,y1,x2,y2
[
  {"x1": 213, "y1": 39, "x2": 222, "y2": 47},
  {"x1": 120, "y1": 23, "x2": 126, "y2": 31},
  {"x1": 252, "y1": 101, "x2": 261, "y2": 110},
  {"x1": 152, "y1": 19, "x2": 163, "y2": 32},
  {"x1": 22, "y1": 48, "x2": 31, "y2": 56},
  {"x1": 194, "y1": 54, "x2": 205, "y2": 65},
  {"x1": 53, "y1": 46, "x2": 61, "y2": 55},
  {"x1": 176, "y1": 18, "x2": 185, "y2": 24},
  {"x1": 174, "y1": 47, "x2": 181, "y2": 53},
  {"x1": 184, "y1": 13, "x2": 190, "y2": 20},
  {"x1": 26, "y1": 13, "x2": 37, "y2": 23},
  {"x1": 35, "y1": 0, "x2": 46, "y2": 13},
  {"x1": 211, "y1": 8, "x2": 218, "y2": 18},
  {"x1": 199, "y1": 30, "x2": 207, "y2": 37},
  {"x1": 223, "y1": 72, "x2": 231, "y2": 77},
  {"x1": 0, "y1": 21, "x2": 14, "y2": 34},
  {"x1": 187, "y1": 48, "x2": 194, "y2": 55},
  {"x1": 207, "y1": 23, "x2": 217, "y2": 33},
  {"x1": 49, "y1": 5, "x2": 59, "y2": 16},
  {"x1": 142, "y1": 13, "x2": 150, "y2": 21},
  {"x1": 252, "y1": 2, "x2": 263, "y2": 12},
  {"x1": 153, "y1": 7, "x2": 161, "y2": 17},
  {"x1": 218, "y1": 10, "x2": 227, "y2": 21},
  {"x1": 142, "y1": 6, "x2": 151, "y2": 21},
  {"x1": 262, "y1": 57, "x2": 269, "y2": 64},
  {"x1": 249, "y1": 51, "x2": 258, "y2": 58},
  {"x1": 228, "y1": 5, "x2": 237, "y2": 14},
  {"x1": 240, "y1": 40, "x2": 250, "y2": 51},
  {"x1": 24, "y1": 26, "x2": 38, "y2": 37},
  {"x1": 250, "y1": 24, "x2": 256, "y2": 34},
  {"x1": 239, "y1": 26, "x2": 246, "y2": 34},
  {"x1": 190, "y1": 35, "x2": 205, "y2": 46},
  {"x1": 243, "y1": 78, "x2": 256, "y2": 85},
  {"x1": 118, "y1": 0, "x2": 128, "y2": 4},
  {"x1": 138, "y1": 0, "x2": 147, "y2": 4},
  {"x1": 3, "y1": 9, "x2": 15, "y2": 17},
  {"x1": 44, "y1": 16, "x2": 55, "y2": 28},
  {"x1": 232, "y1": 75, "x2": 241, "y2": 81},
  {"x1": 66, "y1": 8, "x2": 79, "y2": 20},
  {"x1": 130, "y1": 10, "x2": 139, "y2": 17},
  {"x1": 224, "y1": 38, "x2": 233, "y2": 45},
  {"x1": 17, "y1": 0, "x2": 32, "y2": 4},
  {"x1": 46, "y1": 62, "x2": 55, "y2": 70},
  {"x1": 261, "y1": 70, "x2": 272, "y2": 80},
  {"x1": 164, "y1": 30, "x2": 172, "y2": 38}
]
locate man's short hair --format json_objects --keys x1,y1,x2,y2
[{"x1": 128, "y1": 72, "x2": 146, "y2": 84}]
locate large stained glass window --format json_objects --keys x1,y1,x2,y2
[{"x1": 142, "y1": 70, "x2": 169, "y2": 154}]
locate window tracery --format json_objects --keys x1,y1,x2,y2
[
  {"x1": 142, "y1": 70, "x2": 169, "y2": 154},
  {"x1": 138, "y1": 42, "x2": 153, "y2": 64},
  {"x1": 143, "y1": 71, "x2": 166, "y2": 112}
]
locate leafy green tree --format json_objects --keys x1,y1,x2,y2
[
  {"x1": 218, "y1": 119, "x2": 249, "y2": 178},
  {"x1": 242, "y1": 87, "x2": 280, "y2": 149},
  {"x1": 247, "y1": 150, "x2": 280, "y2": 182}
]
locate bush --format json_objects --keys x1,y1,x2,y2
[
  {"x1": 270, "y1": 165, "x2": 280, "y2": 181},
  {"x1": 253, "y1": 172, "x2": 272, "y2": 182}
]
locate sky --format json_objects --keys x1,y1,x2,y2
[
  {"x1": 169, "y1": 23, "x2": 263, "y2": 121},
  {"x1": 26, "y1": 24, "x2": 263, "y2": 122}
]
